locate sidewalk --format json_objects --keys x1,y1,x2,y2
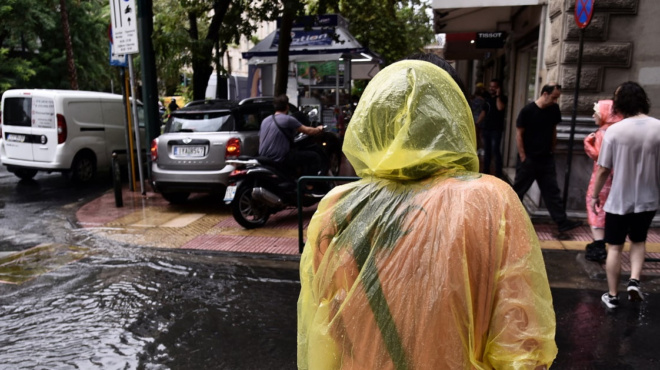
[{"x1": 77, "y1": 185, "x2": 660, "y2": 274}]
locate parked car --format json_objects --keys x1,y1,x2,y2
[
  {"x1": 0, "y1": 89, "x2": 145, "y2": 183},
  {"x1": 150, "y1": 97, "x2": 341, "y2": 204}
]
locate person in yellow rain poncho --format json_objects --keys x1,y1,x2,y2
[{"x1": 297, "y1": 58, "x2": 558, "y2": 369}]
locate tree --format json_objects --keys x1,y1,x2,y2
[
  {"x1": 274, "y1": 0, "x2": 306, "y2": 96},
  {"x1": 1, "y1": 0, "x2": 117, "y2": 95},
  {"x1": 314, "y1": 0, "x2": 434, "y2": 65},
  {"x1": 152, "y1": 0, "x2": 277, "y2": 101},
  {"x1": 59, "y1": 0, "x2": 79, "y2": 89},
  {"x1": 0, "y1": 0, "x2": 49, "y2": 93}
]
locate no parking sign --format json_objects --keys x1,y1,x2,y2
[{"x1": 574, "y1": 0, "x2": 595, "y2": 29}]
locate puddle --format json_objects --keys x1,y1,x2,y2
[
  {"x1": 0, "y1": 243, "x2": 90, "y2": 284},
  {"x1": 0, "y1": 250, "x2": 299, "y2": 368}
]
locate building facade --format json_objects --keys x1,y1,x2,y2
[{"x1": 433, "y1": 0, "x2": 659, "y2": 217}]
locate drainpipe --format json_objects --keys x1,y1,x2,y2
[{"x1": 535, "y1": 2, "x2": 548, "y2": 97}]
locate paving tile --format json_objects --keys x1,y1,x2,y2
[
  {"x1": 160, "y1": 213, "x2": 206, "y2": 228},
  {"x1": 76, "y1": 188, "x2": 660, "y2": 261},
  {"x1": 539, "y1": 241, "x2": 565, "y2": 250}
]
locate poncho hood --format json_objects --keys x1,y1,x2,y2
[
  {"x1": 343, "y1": 60, "x2": 478, "y2": 180},
  {"x1": 595, "y1": 99, "x2": 623, "y2": 127}
]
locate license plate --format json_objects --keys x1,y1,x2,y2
[
  {"x1": 173, "y1": 145, "x2": 205, "y2": 157},
  {"x1": 6, "y1": 134, "x2": 26, "y2": 143},
  {"x1": 224, "y1": 185, "x2": 237, "y2": 203}
]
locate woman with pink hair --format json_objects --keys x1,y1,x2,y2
[{"x1": 584, "y1": 100, "x2": 622, "y2": 261}]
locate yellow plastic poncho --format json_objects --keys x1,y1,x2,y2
[{"x1": 298, "y1": 60, "x2": 557, "y2": 369}]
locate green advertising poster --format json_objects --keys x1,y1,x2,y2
[{"x1": 297, "y1": 61, "x2": 344, "y2": 87}]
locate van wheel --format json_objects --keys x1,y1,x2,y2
[
  {"x1": 14, "y1": 169, "x2": 38, "y2": 180},
  {"x1": 162, "y1": 192, "x2": 190, "y2": 204},
  {"x1": 70, "y1": 153, "x2": 97, "y2": 184}
]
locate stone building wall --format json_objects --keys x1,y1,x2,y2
[
  {"x1": 549, "y1": 0, "x2": 638, "y2": 115},
  {"x1": 543, "y1": 0, "x2": 645, "y2": 212}
]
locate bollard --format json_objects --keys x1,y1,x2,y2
[{"x1": 112, "y1": 152, "x2": 123, "y2": 207}]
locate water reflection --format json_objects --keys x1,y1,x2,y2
[
  {"x1": 552, "y1": 287, "x2": 659, "y2": 369},
  {"x1": 0, "y1": 247, "x2": 299, "y2": 369}
]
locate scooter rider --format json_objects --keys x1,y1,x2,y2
[{"x1": 259, "y1": 95, "x2": 324, "y2": 180}]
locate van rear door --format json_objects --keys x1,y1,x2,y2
[
  {"x1": 30, "y1": 96, "x2": 58, "y2": 162},
  {"x1": 2, "y1": 96, "x2": 37, "y2": 161}
]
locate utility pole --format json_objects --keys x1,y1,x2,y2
[{"x1": 137, "y1": 0, "x2": 160, "y2": 178}]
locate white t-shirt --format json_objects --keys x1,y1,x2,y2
[{"x1": 598, "y1": 115, "x2": 660, "y2": 215}]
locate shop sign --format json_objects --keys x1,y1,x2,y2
[
  {"x1": 272, "y1": 30, "x2": 333, "y2": 48},
  {"x1": 475, "y1": 32, "x2": 507, "y2": 49}
]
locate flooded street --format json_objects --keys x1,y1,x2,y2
[
  {"x1": 0, "y1": 168, "x2": 298, "y2": 369},
  {"x1": 0, "y1": 243, "x2": 300, "y2": 369},
  {"x1": 3, "y1": 169, "x2": 660, "y2": 369}
]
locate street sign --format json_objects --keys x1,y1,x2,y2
[
  {"x1": 574, "y1": 0, "x2": 595, "y2": 29},
  {"x1": 109, "y1": 0, "x2": 139, "y2": 54},
  {"x1": 108, "y1": 25, "x2": 128, "y2": 67},
  {"x1": 109, "y1": 42, "x2": 128, "y2": 67}
]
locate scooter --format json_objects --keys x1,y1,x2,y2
[{"x1": 224, "y1": 130, "x2": 336, "y2": 229}]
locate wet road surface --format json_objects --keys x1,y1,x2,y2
[
  {"x1": 3, "y1": 247, "x2": 660, "y2": 368},
  {"x1": 3, "y1": 167, "x2": 660, "y2": 368},
  {"x1": 0, "y1": 245, "x2": 300, "y2": 369}
]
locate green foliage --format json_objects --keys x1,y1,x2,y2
[
  {"x1": 0, "y1": 0, "x2": 119, "y2": 95},
  {"x1": 324, "y1": 0, "x2": 434, "y2": 65},
  {"x1": 152, "y1": 0, "x2": 279, "y2": 99}
]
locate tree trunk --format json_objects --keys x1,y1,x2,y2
[
  {"x1": 59, "y1": 0, "x2": 78, "y2": 90},
  {"x1": 275, "y1": 1, "x2": 296, "y2": 96},
  {"x1": 190, "y1": 0, "x2": 231, "y2": 101}
]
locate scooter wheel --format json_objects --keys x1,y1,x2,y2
[{"x1": 232, "y1": 185, "x2": 270, "y2": 229}]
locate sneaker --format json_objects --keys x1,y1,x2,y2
[
  {"x1": 601, "y1": 293, "x2": 620, "y2": 309},
  {"x1": 585, "y1": 240, "x2": 607, "y2": 262},
  {"x1": 627, "y1": 279, "x2": 645, "y2": 302},
  {"x1": 558, "y1": 220, "x2": 582, "y2": 232}
]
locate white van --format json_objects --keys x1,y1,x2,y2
[{"x1": 0, "y1": 89, "x2": 143, "y2": 182}]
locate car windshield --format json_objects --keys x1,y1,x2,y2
[{"x1": 166, "y1": 112, "x2": 235, "y2": 133}]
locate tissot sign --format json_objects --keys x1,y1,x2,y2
[{"x1": 476, "y1": 32, "x2": 507, "y2": 49}]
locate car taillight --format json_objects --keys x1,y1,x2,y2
[
  {"x1": 56, "y1": 114, "x2": 67, "y2": 144},
  {"x1": 150, "y1": 138, "x2": 158, "y2": 161},
  {"x1": 0, "y1": 110, "x2": 3, "y2": 138},
  {"x1": 229, "y1": 169, "x2": 247, "y2": 177},
  {"x1": 225, "y1": 138, "x2": 240, "y2": 159}
]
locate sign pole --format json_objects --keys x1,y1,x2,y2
[
  {"x1": 110, "y1": 0, "x2": 142, "y2": 193},
  {"x1": 562, "y1": 0, "x2": 594, "y2": 209},
  {"x1": 128, "y1": 54, "x2": 145, "y2": 195},
  {"x1": 562, "y1": 27, "x2": 584, "y2": 209},
  {"x1": 119, "y1": 67, "x2": 136, "y2": 191}
]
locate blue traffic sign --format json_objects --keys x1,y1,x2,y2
[{"x1": 574, "y1": 0, "x2": 595, "y2": 29}]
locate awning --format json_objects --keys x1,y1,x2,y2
[
  {"x1": 432, "y1": 0, "x2": 542, "y2": 33},
  {"x1": 432, "y1": 0, "x2": 543, "y2": 59}
]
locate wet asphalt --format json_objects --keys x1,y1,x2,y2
[{"x1": 3, "y1": 167, "x2": 660, "y2": 368}]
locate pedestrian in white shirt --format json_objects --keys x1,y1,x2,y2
[{"x1": 591, "y1": 81, "x2": 660, "y2": 309}]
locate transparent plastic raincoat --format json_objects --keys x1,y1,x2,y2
[
  {"x1": 584, "y1": 100, "x2": 622, "y2": 228},
  {"x1": 298, "y1": 60, "x2": 557, "y2": 369}
]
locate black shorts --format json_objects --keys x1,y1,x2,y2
[{"x1": 605, "y1": 211, "x2": 657, "y2": 245}]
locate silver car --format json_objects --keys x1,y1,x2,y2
[{"x1": 150, "y1": 98, "x2": 288, "y2": 203}]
